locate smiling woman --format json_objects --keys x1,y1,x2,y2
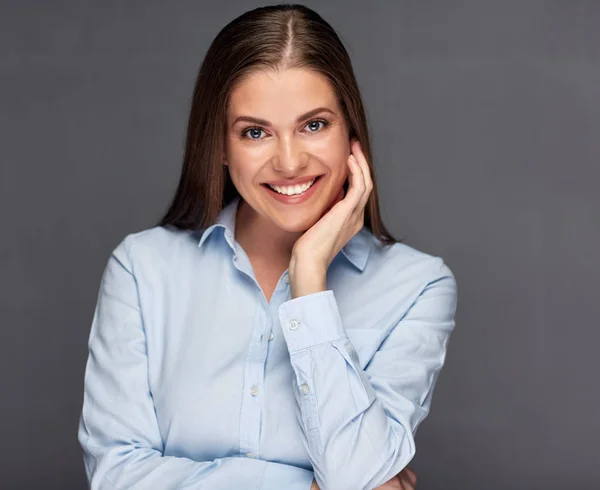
[
  {"x1": 224, "y1": 68, "x2": 352, "y2": 241},
  {"x1": 77, "y1": 4, "x2": 456, "y2": 490},
  {"x1": 157, "y1": 6, "x2": 397, "y2": 250}
]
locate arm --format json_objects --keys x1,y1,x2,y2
[
  {"x1": 278, "y1": 258, "x2": 457, "y2": 490},
  {"x1": 78, "y1": 235, "x2": 315, "y2": 490}
]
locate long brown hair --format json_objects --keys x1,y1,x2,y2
[{"x1": 158, "y1": 3, "x2": 400, "y2": 246}]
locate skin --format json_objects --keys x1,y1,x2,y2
[
  {"x1": 224, "y1": 67, "x2": 352, "y2": 277},
  {"x1": 224, "y1": 67, "x2": 417, "y2": 488}
]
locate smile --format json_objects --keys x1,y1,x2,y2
[
  {"x1": 262, "y1": 176, "x2": 323, "y2": 204},
  {"x1": 266, "y1": 178, "x2": 317, "y2": 195}
]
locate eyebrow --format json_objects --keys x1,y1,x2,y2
[{"x1": 232, "y1": 107, "x2": 336, "y2": 126}]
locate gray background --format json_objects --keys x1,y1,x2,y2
[{"x1": 1, "y1": 1, "x2": 598, "y2": 489}]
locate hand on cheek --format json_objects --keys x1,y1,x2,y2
[
  {"x1": 320, "y1": 154, "x2": 350, "y2": 218},
  {"x1": 292, "y1": 139, "x2": 372, "y2": 288}
]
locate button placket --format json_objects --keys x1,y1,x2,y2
[{"x1": 238, "y1": 301, "x2": 268, "y2": 459}]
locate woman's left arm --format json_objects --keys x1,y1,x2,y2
[
  {"x1": 279, "y1": 141, "x2": 457, "y2": 490},
  {"x1": 278, "y1": 258, "x2": 457, "y2": 490}
]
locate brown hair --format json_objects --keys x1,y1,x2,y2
[{"x1": 158, "y1": 3, "x2": 400, "y2": 246}]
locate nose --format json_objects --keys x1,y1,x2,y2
[{"x1": 271, "y1": 135, "x2": 309, "y2": 176}]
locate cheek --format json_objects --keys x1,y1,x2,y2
[
  {"x1": 228, "y1": 164, "x2": 250, "y2": 187},
  {"x1": 226, "y1": 158, "x2": 261, "y2": 191},
  {"x1": 319, "y1": 131, "x2": 350, "y2": 170},
  {"x1": 325, "y1": 151, "x2": 350, "y2": 179},
  {"x1": 226, "y1": 138, "x2": 264, "y2": 171}
]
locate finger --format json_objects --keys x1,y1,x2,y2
[
  {"x1": 350, "y1": 142, "x2": 373, "y2": 210},
  {"x1": 350, "y1": 140, "x2": 372, "y2": 188},
  {"x1": 402, "y1": 467, "x2": 417, "y2": 486},
  {"x1": 399, "y1": 470, "x2": 417, "y2": 489},
  {"x1": 344, "y1": 153, "x2": 366, "y2": 209},
  {"x1": 397, "y1": 476, "x2": 414, "y2": 490},
  {"x1": 347, "y1": 154, "x2": 368, "y2": 231}
]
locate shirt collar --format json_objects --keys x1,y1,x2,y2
[{"x1": 197, "y1": 195, "x2": 371, "y2": 272}]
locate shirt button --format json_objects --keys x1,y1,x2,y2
[
  {"x1": 268, "y1": 332, "x2": 274, "y2": 341},
  {"x1": 289, "y1": 319, "x2": 300, "y2": 331},
  {"x1": 249, "y1": 385, "x2": 259, "y2": 396},
  {"x1": 246, "y1": 452, "x2": 256, "y2": 458},
  {"x1": 284, "y1": 275, "x2": 290, "y2": 284},
  {"x1": 300, "y1": 383, "x2": 310, "y2": 394}
]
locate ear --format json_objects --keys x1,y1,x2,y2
[{"x1": 222, "y1": 154, "x2": 228, "y2": 167}]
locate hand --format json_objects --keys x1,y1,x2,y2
[
  {"x1": 374, "y1": 466, "x2": 418, "y2": 489},
  {"x1": 289, "y1": 139, "x2": 373, "y2": 297},
  {"x1": 309, "y1": 466, "x2": 417, "y2": 490}
]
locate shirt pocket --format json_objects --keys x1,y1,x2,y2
[{"x1": 344, "y1": 328, "x2": 383, "y2": 370}]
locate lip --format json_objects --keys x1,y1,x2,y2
[
  {"x1": 262, "y1": 174, "x2": 323, "y2": 186},
  {"x1": 262, "y1": 175, "x2": 323, "y2": 205}
]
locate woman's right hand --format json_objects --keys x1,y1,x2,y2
[
  {"x1": 310, "y1": 466, "x2": 417, "y2": 490},
  {"x1": 374, "y1": 466, "x2": 417, "y2": 489}
]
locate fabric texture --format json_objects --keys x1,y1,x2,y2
[{"x1": 78, "y1": 196, "x2": 458, "y2": 490}]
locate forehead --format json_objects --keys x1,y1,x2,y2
[{"x1": 227, "y1": 68, "x2": 338, "y2": 116}]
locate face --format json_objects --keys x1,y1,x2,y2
[{"x1": 224, "y1": 68, "x2": 351, "y2": 234}]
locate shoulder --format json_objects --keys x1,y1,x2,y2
[
  {"x1": 367, "y1": 235, "x2": 457, "y2": 295},
  {"x1": 360, "y1": 237, "x2": 458, "y2": 329},
  {"x1": 110, "y1": 225, "x2": 200, "y2": 271}
]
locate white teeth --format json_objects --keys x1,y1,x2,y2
[{"x1": 267, "y1": 178, "x2": 316, "y2": 196}]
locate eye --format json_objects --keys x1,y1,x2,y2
[
  {"x1": 304, "y1": 119, "x2": 329, "y2": 133},
  {"x1": 240, "y1": 127, "x2": 266, "y2": 140}
]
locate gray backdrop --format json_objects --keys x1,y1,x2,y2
[{"x1": 2, "y1": 1, "x2": 598, "y2": 489}]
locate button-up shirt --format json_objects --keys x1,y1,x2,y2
[{"x1": 77, "y1": 196, "x2": 458, "y2": 490}]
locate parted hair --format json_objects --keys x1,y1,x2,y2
[{"x1": 158, "y1": 3, "x2": 399, "y2": 246}]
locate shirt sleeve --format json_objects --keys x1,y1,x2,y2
[
  {"x1": 78, "y1": 235, "x2": 315, "y2": 490},
  {"x1": 278, "y1": 257, "x2": 458, "y2": 490}
]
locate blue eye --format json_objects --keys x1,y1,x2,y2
[
  {"x1": 240, "y1": 118, "x2": 329, "y2": 141},
  {"x1": 244, "y1": 128, "x2": 265, "y2": 140},
  {"x1": 306, "y1": 120, "x2": 326, "y2": 132}
]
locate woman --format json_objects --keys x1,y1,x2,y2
[{"x1": 78, "y1": 4, "x2": 456, "y2": 490}]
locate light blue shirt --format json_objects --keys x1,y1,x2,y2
[{"x1": 78, "y1": 196, "x2": 458, "y2": 490}]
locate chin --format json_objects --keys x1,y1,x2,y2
[
  {"x1": 264, "y1": 207, "x2": 324, "y2": 233},
  {"x1": 271, "y1": 215, "x2": 318, "y2": 233}
]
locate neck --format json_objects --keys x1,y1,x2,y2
[{"x1": 234, "y1": 198, "x2": 301, "y2": 264}]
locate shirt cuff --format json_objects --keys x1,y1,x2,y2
[
  {"x1": 260, "y1": 461, "x2": 315, "y2": 490},
  {"x1": 278, "y1": 290, "x2": 347, "y2": 353}
]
